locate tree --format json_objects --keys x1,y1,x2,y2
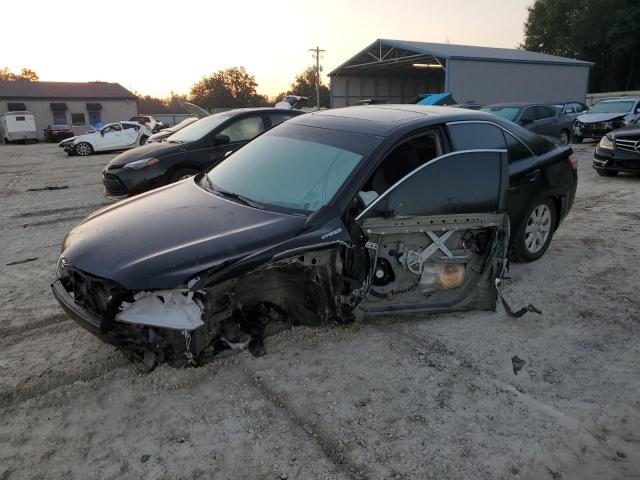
[
  {"x1": 277, "y1": 67, "x2": 330, "y2": 108},
  {"x1": 522, "y1": 0, "x2": 640, "y2": 92},
  {"x1": 189, "y1": 67, "x2": 266, "y2": 110},
  {"x1": 0, "y1": 67, "x2": 39, "y2": 81}
]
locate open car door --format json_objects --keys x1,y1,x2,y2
[{"x1": 355, "y1": 149, "x2": 510, "y2": 316}]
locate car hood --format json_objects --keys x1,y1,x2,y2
[
  {"x1": 107, "y1": 142, "x2": 181, "y2": 167},
  {"x1": 610, "y1": 124, "x2": 640, "y2": 139},
  {"x1": 577, "y1": 112, "x2": 628, "y2": 124},
  {"x1": 61, "y1": 177, "x2": 306, "y2": 289}
]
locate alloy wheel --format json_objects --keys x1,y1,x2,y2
[
  {"x1": 559, "y1": 131, "x2": 569, "y2": 145},
  {"x1": 524, "y1": 204, "x2": 552, "y2": 254},
  {"x1": 75, "y1": 143, "x2": 92, "y2": 156}
]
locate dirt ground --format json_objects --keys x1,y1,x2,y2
[{"x1": 0, "y1": 142, "x2": 638, "y2": 480}]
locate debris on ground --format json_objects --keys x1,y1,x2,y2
[
  {"x1": 511, "y1": 355, "x2": 526, "y2": 375},
  {"x1": 6, "y1": 257, "x2": 38, "y2": 266}
]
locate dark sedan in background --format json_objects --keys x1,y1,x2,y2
[
  {"x1": 43, "y1": 124, "x2": 74, "y2": 143},
  {"x1": 481, "y1": 102, "x2": 575, "y2": 145},
  {"x1": 593, "y1": 119, "x2": 640, "y2": 176},
  {"x1": 103, "y1": 108, "x2": 303, "y2": 198},
  {"x1": 573, "y1": 97, "x2": 640, "y2": 142}
]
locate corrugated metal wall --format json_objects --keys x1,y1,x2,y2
[
  {"x1": 446, "y1": 59, "x2": 590, "y2": 104},
  {"x1": 0, "y1": 99, "x2": 138, "y2": 139},
  {"x1": 330, "y1": 74, "x2": 445, "y2": 107}
]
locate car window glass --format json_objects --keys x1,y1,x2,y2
[
  {"x1": 574, "y1": 103, "x2": 586, "y2": 113},
  {"x1": 270, "y1": 113, "x2": 296, "y2": 127},
  {"x1": 564, "y1": 103, "x2": 575, "y2": 114},
  {"x1": 520, "y1": 107, "x2": 536, "y2": 123},
  {"x1": 207, "y1": 123, "x2": 376, "y2": 213},
  {"x1": 122, "y1": 123, "x2": 138, "y2": 130},
  {"x1": 534, "y1": 106, "x2": 555, "y2": 119},
  {"x1": 220, "y1": 116, "x2": 265, "y2": 143},
  {"x1": 102, "y1": 124, "x2": 121, "y2": 133},
  {"x1": 448, "y1": 123, "x2": 506, "y2": 151},
  {"x1": 360, "y1": 150, "x2": 505, "y2": 218},
  {"x1": 360, "y1": 132, "x2": 441, "y2": 201},
  {"x1": 505, "y1": 132, "x2": 532, "y2": 163}
]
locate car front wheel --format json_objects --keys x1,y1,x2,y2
[
  {"x1": 511, "y1": 198, "x2": 557, "y2": 262},
  {"x1": 558, "y1": 130, "x2": 570, "y2": 145},
  {"x1": 74, "y1": 142, "x2": 93, "y2": 156}
]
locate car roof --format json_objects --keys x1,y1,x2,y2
[
  {"x1": 223, "y1": 107, "x2": 305, "y2": 117},
  {"x1": 287, "y1": 104, "x2": 510, "y2": 136},
  {"x1": 482, "y1": 102, "x2": 548, "y2": 108},
  {"x1": 598, "y1": 97, "x2": 640, "y2": 103}
]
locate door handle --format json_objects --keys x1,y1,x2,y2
[{"x1": 526, "y1": 170, "x2": 541, "y2": 182}]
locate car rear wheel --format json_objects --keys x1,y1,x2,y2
[
  {"x1": 168, "y1": 168, "x2": 198, "y2": 184},
  {"x1": 596, "y1": 169, "x2": 619, "y2": 177},
  {"x1": 74, "y1": 142, "x2": 93, "y2": 156},
  {"x1": 572, "y1": 136, "x2": 583, "y2": 144},
  {"x1": 558, "y1": 130, "x2": 570, "y2": 145},
  {"x1": 511, "y1": 198, "x2": 557, "y2": 263}
]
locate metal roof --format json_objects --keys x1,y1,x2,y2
[
  {"x1": 329, "y1": 39, "x2": 592, "y2": 76},
  {"x1": 0, "y1": 81, "x2": 137, "y2": 100}
]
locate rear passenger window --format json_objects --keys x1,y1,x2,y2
[
  {"x1": 220, "y1": 116, "x2": 265, "y2": 142},
  {"x1": 505, "y1": 132, "x2": 532, "y2": 163},
  {"x1": 448, "y1": 123, "x2": 506, "y2": 150},
  {"x1": 564, "y1": 103, "x2": 575, "y2": 114},
  {"x1": 534, "y1": 106, "x2": 555, "y2": 119}
]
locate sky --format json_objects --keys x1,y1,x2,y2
[{"x1": 3, "y1": 0, "x2": 532, "y2": 98}]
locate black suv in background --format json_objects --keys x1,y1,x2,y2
[
  {"x1": 103, "y1": 108, "x2": 303, "y2": 198},
  {"x1": 481, "y1": 102, "x2": 575, "y2": 145}
]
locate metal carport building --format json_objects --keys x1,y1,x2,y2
[{"x1": 328, "y1": 39, "x2": 592, "y2": 107}]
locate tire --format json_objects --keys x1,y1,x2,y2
[
  {"x1": 139, "y1": 135, "x2": 148, "y2": 145},
  {"x1": 596, "y1": 169, "x2": 619, "y2": 177},
  {"x1": 572, "y1": 136, "x2": 583, "y2": 144},
  {"x1": 511, "y1": 198, "x2": 557, "y2": 263},
  {"x1": 558, "y1": 130, "x2": 570, "y2": 146},
  {"x1": 168, "y1": 168, "x2": 198, "y2": 184},
  {"x1": 74, "y1": 142, "x2": 93, "y2": 156}
]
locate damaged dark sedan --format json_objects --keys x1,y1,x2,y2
[{"x1": 52, "y1": 106, "x2": 570, "y2": 369}]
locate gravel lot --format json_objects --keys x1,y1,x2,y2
[{"x1": 0, "y1": 142, "x2": 638, "y2": 480}]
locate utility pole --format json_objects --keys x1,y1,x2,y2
[{"x1": 309, "y1": 46, "x2": 325, "y2": 109}]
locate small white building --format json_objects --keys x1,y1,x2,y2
[{"x1": 0, "y1": 81, "x2": 138, "y2": 139}]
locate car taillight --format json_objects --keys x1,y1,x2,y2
[{"x1": 567, "y1": 156, "x2": 578, "y2": 171}]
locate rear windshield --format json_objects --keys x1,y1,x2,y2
[
  {"x1": 480, "y1": 107, "x2": 521, "y2": 121},
  {"x1": 589, "y1": 101, "x2": 635, "y2": 114}
]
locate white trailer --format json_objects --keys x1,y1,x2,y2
[{"x1": 1, "y1": 111, "x2": 38, "y2": 143}]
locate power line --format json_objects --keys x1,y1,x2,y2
[{"x1": 309, "y1": 46, "x2": 325, "y2": 109}]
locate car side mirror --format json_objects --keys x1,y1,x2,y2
[{"x1": 213, "y1": 133, "x2": 230, "y2": 146}]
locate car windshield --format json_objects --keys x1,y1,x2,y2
[
  {"x1": 169, "y1": 117, "x2": 198, "y2": 132},
  {"x1": 480, "y1": 107, "x2": 521, "y2": 121},
  {"x1": 589, "y1": 101, "x2": 635, "y2": 114},
  {"x1": 167, "y1": 113, "x2": 230, "y2": 143},
  {"x1": 205, "y1": 123, "x2": 379, "y2": 213}
]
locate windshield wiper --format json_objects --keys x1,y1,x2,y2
[{"x1": 209, "y1": 182, "x2": 266, "y2": 209}]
